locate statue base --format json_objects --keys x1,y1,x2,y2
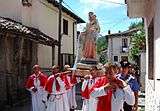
[{"x1": 76, "y1": 58, "x2": 98, "y2": 70}]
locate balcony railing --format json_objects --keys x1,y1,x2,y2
[{"x1": 121, "y1": 46, "x2": 129, "y2": 53}]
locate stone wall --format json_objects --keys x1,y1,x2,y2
[{"x1": 0, "y1": 33, "x2": 37, "y2": 108}]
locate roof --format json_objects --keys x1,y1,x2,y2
[
  {"x1": 105, "y1": 28, "x2": 140, "y2": 38},
  {"x1": 0, "y1": 17, "x2": 59, "y2": 46},
  {"x1": 47, "y1": 0, "x2": 85, "y2": 23}
]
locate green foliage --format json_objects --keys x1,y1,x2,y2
[
  {"x1": 96, "y1": 36, "x2": 108, "y2": 64},
  {"x1": 129, "y1": 21, "x2": 144, "y2": 30},
  {"x1": 129, "y1": 22, "x2": 146, "y2": 61},
  {"x1": 96, "y1": 36, "x2": 107, "y2": 54},
  {"x1": 99, "y1": 53, "x2": 107, "y2": 64}
]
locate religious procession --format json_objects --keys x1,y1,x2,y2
[
  {"x1": 3, "y1": 0, "x2": 159, "y2": 111},
  {"x1": 25, "y1": 11, "x2": 140, "y2": 111}
]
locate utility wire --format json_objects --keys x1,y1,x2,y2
[
  {"x1": 62, "y1": 1, "x2": 75, "y2": 13},
  {"x1": 99, "y1": 0, "x2": 126, "y2": 6}
]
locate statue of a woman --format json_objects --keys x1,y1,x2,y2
[{"x1": 81, "y1": 12, "x2": 100, "y2": 60}]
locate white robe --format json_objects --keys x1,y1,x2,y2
[
  {"x1": 91, "y1": 85, "x2": 135, "y2": 111},
  {"x1": 66, "y1": 76, "x2": 77, "y2": 109},
  {"x1": 45, "y1": 76, "x2": 70, "y2": 111},
  {"x1": 28, "y1": 78, "x2": 46, "y2": 111},
  {"x1": 82, "y1": 78, "x2": 99, "y2": 111}
]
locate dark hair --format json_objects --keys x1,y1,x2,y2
[
  {"x1": 120, "y1": 61, "x2": 130, "y2": 68},
  {"x1": 90, "y1": 65, "x2": 98, "y2": 71},
  {"x1": 89, "y1": 12, "x2": 94, "y2": 15},
  {"x1": 105, "y1": 64, "x2": 117, "y2": 74}
]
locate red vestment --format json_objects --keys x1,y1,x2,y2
[
  {"x1": 60, "y1": 73, "x2": 71, "y2": 90},
  {"x1": 89, "y1": 76, "x2": 112, "y2": 111},
  {"x1": 81, "y1": 82, "x2": 90, "y2": 99},
  {"x1": 45, "y1": 75, "x2": 62, "y2": 93},
  {"x1": 25, "y1": 72, "x2": 47, "y2": 89}
]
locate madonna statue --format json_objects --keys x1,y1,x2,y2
[{"x1": 76, "y1": 12, "x2": 100, "y2": 69}]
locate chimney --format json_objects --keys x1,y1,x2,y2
[{"x1": 108, "y1": 30, "x2": 111, "y2": 34}]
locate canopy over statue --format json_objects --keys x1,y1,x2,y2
[{"x1": 76, "y1": 12, "x2": 100, "y2": 70}]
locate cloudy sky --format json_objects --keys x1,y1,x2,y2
[{"x1": 62, "y1": 0, "x2": 141, "y2": 35}]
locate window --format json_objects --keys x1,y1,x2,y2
[
  {"x1": 114, "y1": 56, "x2": 118, "y2": 62},
  {"x1": 63, "y1": 19, "x2": 68, "y2": 35},
  {"x1": 148, "y1": 19, "x2": 154, "y2": 80},
  {"x1": 122, "y1": 38, "x2": 128, "y2": 53},
  {"x1": 122, "y1": 38, "x2": 128, "y2": 47}
]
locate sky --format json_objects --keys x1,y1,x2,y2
[{"x1": 61, "y1": 0, "x2": 142, "y2": 36}]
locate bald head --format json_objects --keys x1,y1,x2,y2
[
  {"x1": 32, "y1": 65, "x2": 40, "y2": 75},
  {"x1": 64, "y1": 65, "x2": 70, "y2": 71}
]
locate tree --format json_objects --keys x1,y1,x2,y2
[
  {"x1": 129, "y1": 22, "x2": 146, "y2": 62},
  {"x1": 96, "y1": 36, "x2": 108, "y2": 64},
  {"x1": 96, "y1": 36, "x2": 107, "y2": 54}
]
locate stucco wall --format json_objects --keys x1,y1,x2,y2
[
  {"x1": 61, "y1": 15, "x2": 75, "y2": 54},
  {"x1": 154, "y1": 0, "x2": 160, "y2": 110},
  {"x1": 145, "y1": 0, "x2": 160, "y2": 109},
  {"x1": 140, "y1": 52, "x2": 146, "y2": 91},
  {"x1": 37, "y1": 44, "x2": 52, "y2": 68},
  {"x1": 23, "y1": 0, "x2": 76, "y2": 66},
  {"x1": 0, "y1": 0, "x2": 22, "y2": 22}
]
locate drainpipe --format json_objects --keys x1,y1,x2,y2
[
  {"x1": 58, "y1": 0, "x2": 63, "y2": 67},
  {"x1": 73, "y1": 22, "x2": 76, "y2": 65}
]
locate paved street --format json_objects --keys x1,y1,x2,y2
[
  {"x1": 2, "y1": 93, "x2": 145, "y2": 111},
  {"x1": 2, "y1": 93, "x2": 83, "y2": 111},
  {"x1": 2, "y1": 84, "x2": 145, "y2": 111}
]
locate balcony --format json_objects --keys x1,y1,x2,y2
[{"x1": 121, "y1": 46, "x2": 129, "y2": 53}]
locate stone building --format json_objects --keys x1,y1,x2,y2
[
  {"x1": 0, "y1": 0, "x2": 85, "y2": 108},
  {"x1": 0, "y1": 17, "x2": 58, "y2": 108},
  {"x1": 126, "y1": 0, "x2": 160, "y2": 110},
  {"x1": 106, "y1": 28, "x2": 139, "y2": 64}
]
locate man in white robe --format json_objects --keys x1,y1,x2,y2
[
  {"x1": 81, "y1": 66, "x2": 101, "y2": 111},
  {"x1": 25, "y1": 65, "x2": 48, "y2": 111},
  {"x1": 63, "y1": 65, "x2": 77, "y2": 111},
  {"x1": 90, "y1": 65, "x2": 135, "y2": 111},
  {"x1": 43, "y1": 65, "x2": 70, "y2": 111}
]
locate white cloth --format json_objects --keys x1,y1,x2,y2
[
  {"x1": 67, "y1": 86, "x2": 77, "y2": 109},
  {"x1": 45, "y1": 76, "x2": 70, "y2": 111},
  {"x1": 28, "y1": 78, "x2": 46, "y2": 111},
  {"x1": 91, "y1": 85, "x2": 135, "y2": 111},
  {"x1": 82, "y1": 78, "x2": 99, "y2": 111},
  {"x1": 66, "y1": 75, "x2": 77, "y2": 109}
]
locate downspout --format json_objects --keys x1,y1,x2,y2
[{"x1": 73, "y1": 22, "x2": 76, "y2": 65}]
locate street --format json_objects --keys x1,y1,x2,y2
[
  {"x1": 3, "y1": 93, "x2": 83, "y2": 111},
  {"x1": 3, "y1": 93, "x2": 145, "y2": 111}
]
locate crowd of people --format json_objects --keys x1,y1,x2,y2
[{"x1": 25, "y1": 61, "x2": 140, "y2": 111}]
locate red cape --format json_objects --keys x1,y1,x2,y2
[
  {"x1": 45, "y1": 75, "x2": 62, "y2": 93},
  {"x1": 25, "y1": 72, "x2": 48, "y2": 89},
  {"x1": 60, "y1": 73, "x2": 71, "y2": 90}
]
